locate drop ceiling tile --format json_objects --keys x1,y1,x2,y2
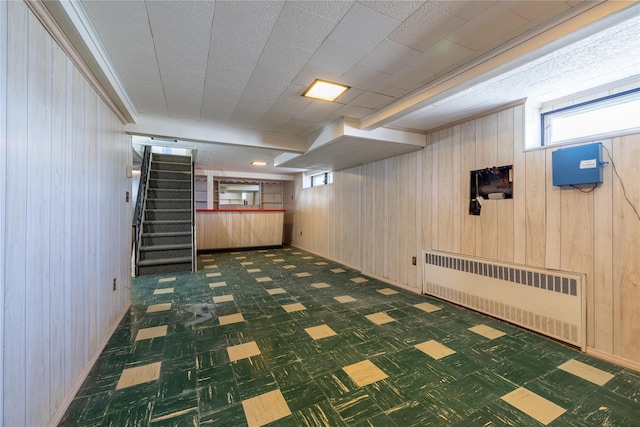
[
  {"x1": 332, "y1": 87, "x2": 364, "y2": 105},
  {"x1": 270, "y1": 2, "x2": 339, "y2": 51},
  {"x1": 258, "y1": 40, "x2": 313, "y2": 76},
  {"x1": 228, "y1": 109, "x2": 264, "y2": 129},
  {"x1": 243, "y1": 65, "x2": 293, "y2": 103},
  {"x1": 381, "y1": 65, "x2": 432, "y2": 91},
  {"x1": 502, "y1": 1, "x2": 572, "y2": 22},
  {"x1": 235, "y1": 97, "x2": 274, "y2": 115},
  {"x1": 359, "y1": 0, "x2": 425, "y2": 21},
  {"x1": 388, "y1": 2, "x2": 466, "y2": 52},
  {"x1": 327, "y1": 2, "x2": 401, "y2": 52},
  {"x1": 308, "y1": 39, "x2": 369, "y2": 76},
  {"x1": 294, "y1": 101, "x2": 343, "y2": 122},
  {"x1": 358, "y1": 40, "x2": 421, "y2": 74},
  {"x1": 292, "y1": 64, "x2": 342, "y2": 88},
  {"x1": 146, "y1": 1, "x2": 214, "y2": 48},
  {"x1": 368, "y1": 83, "x2": 406, "y2": 98},
  {"x1": 447, "y1": 3, "x2": 529, "y2": 52},
  {"x1": 270, "y1": 85, "x2": 313, "y2": 114},
  {"x1": 328, "y1": 104, "x2": 373, "y2": 120},
  {"x1": 341, "y1": 65, "x2": 388, "y2": 91},
  {"x1": 437, "y1": 1, "x2": 493, "y2": 21},
  {"x1": 292, "y1": 0, "x2": 354, "y2": 20},
  {"x1": 410, "y1": 38, "x2": 475, "y2": 74}
]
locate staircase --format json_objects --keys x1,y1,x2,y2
[{"x1": 136, "y1": 152, "x2": 194, "y2": 276}]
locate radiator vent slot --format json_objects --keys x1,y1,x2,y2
[{"x1": 423, "y1": 251, "x2": 585, "y2": 349}]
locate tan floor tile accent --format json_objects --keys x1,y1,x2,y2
[
  {"x1": 351, "y1": 277, "x2": 368, "y2": 284},
  {"x1": 469, "y1": 324, "x2": 507, "y2": 340},
  {"x1": 312, "y1": 282, "x2": 331, "y2": 289},
  {"x1": 334, "y1": 295, "x2": 357, "y2": 303},
  {"x1": 247, "y1": 268, "x2": 261, "y2": 273},
  {"x1": 153, "y1": 288, "x2": 174, "y2": 295},
  {"x1": 116, "y1": 361, "x2": 162, "y2": 389},
  {"x1": 206, "y1": 272, "x2": 222, "y2": 278},
  {"x1": 413, "y1": 302, "x2": 441, "y2": 313},
  {"x1": 365, "y1": 312, "x2": 395, "y2": 325},
  {"x1": 415, "y1": 340, "x2": 456, "y2": 360},
  {"x1": 241, "y1": 261, "x2": 254, "y2": 266},
  {"x1": 302, "y1": 256, "x2": 313, "y2": 260},
  {"x1": 203, "y1": 264, "x2": 218, "y2": 269},
  {"x1": 343, "y1": 360, "x2": 388, "y2": 387},
  {"x1": 282, "y1": 303, "x2": 306, "y2": 313},
  {"x1": 209, "y1": 281, "x2": 227, "y2": 288},
  {"x1": 219, "y1": 313, "x2": 245, "y2": 326},
  {"x1": 273, "y1": 259, "x2": 285, "y2": 263},
  {"x1": 283, "y1": 265, "x2": 296, "y2": 269},
  {"x1": 265, "y1": 254, "x2": 276, "y2": 257},
  {"x1": 292, "y1": 252, "x2": 302, "y2": 255},
  {"x1": 331, "y1": 268, "x2": 346, "y2": 273},
  {"x1": 267, "y1": 288, "x2": 287, "y2": 295},
  {"x1": 227, "y1": 341, "x2": 261, "y2": 362},
  {"x1": 305, "y1": 324, "x2": 337, "y2": 340},
  {"x1": 315, "y1": 262, "x2": 328, "y2": 266},
  {"x1": 147, "y1": 303, "x2": 171, "y2": 313},
  {"x1": 295, "y1": 272, "x2": 311, "y2": 278},
  {"x1": 158, "y1": 277, "x2": 176, "y2": 283},
  {"x1": 558, "y1": 359, "x2": 615, "y2": 386},
  {"x1": 242, "y1": 389, "x2": 292, "y2": 427},
  {"x1": 256, "y1": 277, "x2": 272, "y2": 282},
  {"x1": 235, "y1": 256, "x2": 247, "y2": 260},
  {"x1": 231, "y1": 252, "x2": 241, "y2": 254},
  {"x1": 135, "y1": 325, "x2": 168, "y2": 341},
  {"x1": 501, "y1": 387, "x2": 566, "y2": 425},
  {"x1": 377, "y1": 288, "x2": 398, "y2": 295},
  {"x1": 213, "y1": 295, "x2": 234, "y2": 303}
]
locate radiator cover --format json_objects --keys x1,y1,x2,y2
[{"x1": 423, "y1": 250, "x2": 586, "y2": 350}]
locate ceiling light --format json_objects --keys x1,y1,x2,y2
[
  {"x1": 303, "y1": 79, "x2": 349, "y2": 102},
  {"x1": 252, "y1": 161, "x2": 268, "y2": 166}
]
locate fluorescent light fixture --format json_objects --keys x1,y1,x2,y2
[
  {"x1": 251, "y1": 161, "x2": 268, "y2": 166},
  {"x1": 303, "y1": 79, "x2": 349, "y2": 101}
]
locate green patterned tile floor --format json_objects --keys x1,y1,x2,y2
[{"x1": 60, "y1": 247, "x2": 640, "y2": 426}]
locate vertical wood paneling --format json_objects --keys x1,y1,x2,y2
[
  {"x1": 437, "y1": 129, "x2": 454, "y2": 251},
  {"x1": 512, "y1": 105, "x2": 526, "y2": 264},
  {"x1": 451, "y1": 126, "x2": 462, "y2": 254},
  {"x1": 593, "y1": 139, "x2": 614, "y2": 353},
  {"x1": 421, "y1": 141, "x2": 433, "y2": 250},
  {"x1": 524, "y1": 149, "x2": 546, "y2": 266},
  {"x1": 459, "y1": 121, "x2": 476, "y2": 255},
  {"x1": 612, "y1": 134, "x2": 640, "y2": 362},
  {"x1": 2, "y1": 3, "x2": 132, "y2": 424},
  {"x1": 4, "y1": 2, "x2": 29, "y2": 424},
  {"x1": 545, "y1": 147, "x2": 562, "y2": 270},
  {"x1": 26, "y1": 15, "x2": 52, "y2": 426},
  {"x1": 0, "y1": 2, "x2": 7, "y2": 422},
  {"x1": 496, "y1": 109, "x2": 514, "y2": 263},
  {"x1": 475, "y1": 115, "x2": 498, "y2": 259}
]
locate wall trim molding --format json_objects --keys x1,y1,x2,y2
[
  {"x1": 0, "y1": 1, "x2": 7, "y2": 423},
  {"x1": 586, "y1": 347, "x2": 640, "y2": 374},
  {"x1": 23, "y1": 0, "x2": 131, "y2": 124},
  {"x1": 47, "y1": 304, "x2": 131, "y2": 427}
]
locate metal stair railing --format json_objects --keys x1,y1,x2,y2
[{"x1": 133, "y1": 145, "x2": 152, "y2": 276}]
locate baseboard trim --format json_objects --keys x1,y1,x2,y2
[
  {"x1": 47, "y1": 303, "x2": 131, "y2": 427},
  {"x1": 586, "y1": 347, "x2": 640, "y2": 373}
]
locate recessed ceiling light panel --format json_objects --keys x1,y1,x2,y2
[
  {"x1": 251, "y1": 161, "x2": 268, "y2": 166},
  {"x1": 303, "y1": 79, "x2": 349, "y2": 102}
]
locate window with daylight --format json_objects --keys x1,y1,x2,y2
[
  {"x1": 541, "y1": 88, "x2": 640, "y2": 146},
  {"x1": 311, "y1": 171, "x2": 333, "y2": 187}
]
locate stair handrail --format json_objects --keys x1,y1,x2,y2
[
  {"x1": 191, "y1": 155, "x2": 196, "y2": 272},
  {"x1": 133, "y1": 145, "x2": 152, "y2": 275}
]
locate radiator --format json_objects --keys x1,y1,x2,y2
[{"x1": 423, "y1": 250, "x2": 586, "y2": 350}]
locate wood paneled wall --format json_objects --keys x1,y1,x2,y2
[
  {"x1": 196, "y1": 211, "x2": 284, "y2": 250},
  {"x1": 423, "y1": 105, "x2": 640, "y2": 366},
  {"x1": 1, "y1": 2, "x2": 132, "y2": 425},
  {"x1": 291, "y1": 104, "x2": 640, "y2": 367},
  {"x1": 291, "y1": 154, "x2": 420, "y2": 290}
]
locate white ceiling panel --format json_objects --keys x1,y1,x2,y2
[
  {"x1": 446, "y1": 3, "x2": 529, "y2": 52},
  {"x1": 409, "y1": 39, "x2": 475, "y2": 75},
  {"x1": 327, "y1": 2, "x2": 401, "y2": 52},
  {"x1": 70, "y1": 0, "x2": 638, "y2": 173},
  {"x1": 358, "y1": 39, "x2": 421, "y2": 74},
  {"x1": 388, "y1": 2, "x2": 466, "y2": 52}
]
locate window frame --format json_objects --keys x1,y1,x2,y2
[
  {"x1": 540, "y1": 87, "x2": 640, "y2": 147},
  {"x1": 309, "y1": 171, "x2": 333, "y2": 188}
]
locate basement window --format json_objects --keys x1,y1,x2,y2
[
  {"x1": 311, "y1": 171, "x2": 333, "y2": 187},
  {"x1": 541, "y1": 88, "x2": 640, "y2": 146}
]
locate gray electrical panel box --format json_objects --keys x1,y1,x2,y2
[{"x1": 552, "y1": 142, "x2": 604, "y2": 186}]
